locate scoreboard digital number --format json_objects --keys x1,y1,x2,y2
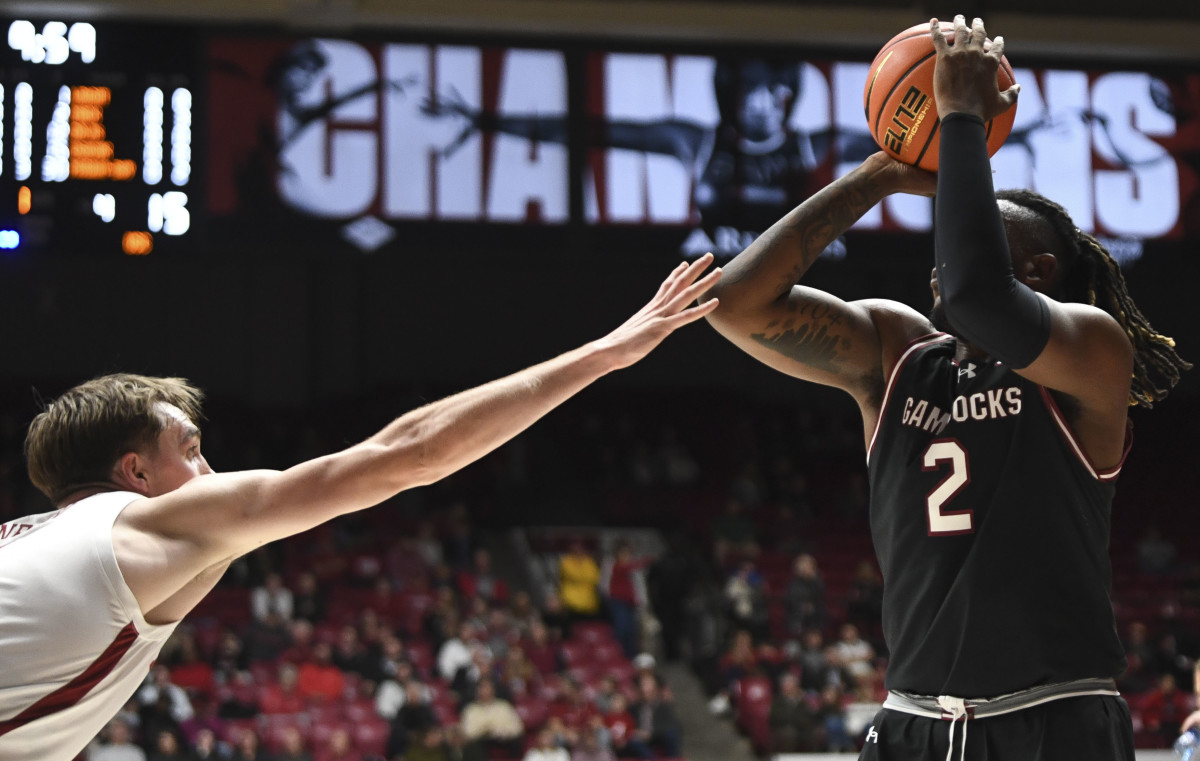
[{"x1": 0, "y1": 19, "x2": 197, "y2": 255}]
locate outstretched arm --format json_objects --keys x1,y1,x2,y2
[
  {"x1": 704, "y1": 152, "x2": 934, "y2": 403},
  {"x1": 598, "y1": 121, "x2": 708, "y2": 164},
  {"x1": 115, "y1": 257, "x2": 722, "y2": 617},
  {"x1": 423, "y1": 91, "x2": 707, "y2": 164},
  {"x1": 929, "y1": 17, "x2": 1132, "y2": 443},
  {"x1": 422, "y1": 90, "x2": 569, "y2": 156}
]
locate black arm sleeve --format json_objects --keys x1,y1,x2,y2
[{"x1": 934, "y1": 112, "x2": 1050, "y2": 368}]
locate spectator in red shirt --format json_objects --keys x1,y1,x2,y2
[
  {"x1": 169, "y1": 634, "x2": 214, "y2": 698},
  {"x1": 259, "y1": 662, "x2": 306, "y2": 715},
  {"x1": 548, "y1": 680, "x2": 597, "y2": 730},
  {"x1": 601, "y1": 540, "x2": 651, "y2": 658},
  {"x1": 365, "y1": 577, "x2": 405, "y2": 623},
  {"x1": 522, "y1": 621, "x2": 561, "y2": 675},
  {"x1": 298, "y1": 642, "x2": 346, "y2": 703},
  {"x1": 720, "y1": 629, "x2": 761, "y2": 685},
  {"x1": 1141, "y1": 672, "x2": 1193, "y2": 744},
  {"x1": 278, "y1": 619, "x2": 316, "y2": 666},
  {"x1": 602, "y1": 693, "x2": 651, "y2": 760},
  {"x1": 457, "y1": 549, "x2": 510, "y2": 605}
]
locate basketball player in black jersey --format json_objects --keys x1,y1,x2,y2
[{"x1": 704, "y1": 16, "x2": 1189, "y2": 761}]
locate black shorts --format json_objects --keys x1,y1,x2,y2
[{"x1": 858, "y1": 695, "x2": 1135, "y2": 761}]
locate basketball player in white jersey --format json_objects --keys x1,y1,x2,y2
[{"x1": 0, "y1": 256, "x2": 721, "y2": 761}]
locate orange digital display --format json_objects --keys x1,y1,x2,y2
[
  {"x1": 69, "y1": 86, "x2": 136, "y2": 181},
  {"x1": 121, "y1": 231, "x2": 153, "y2": 255}
]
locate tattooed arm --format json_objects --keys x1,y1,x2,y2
[{"x1": 705, "y1": 152, "x2": 935, "y2": 416}]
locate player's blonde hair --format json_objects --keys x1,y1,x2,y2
[{"x1": 25, "y1": 374, "x2": 204, "y2": 503}]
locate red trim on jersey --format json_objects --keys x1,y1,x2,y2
[
  {"x1": 866, "y1": 333, "x2": 953, "y2": 465},
  {"x1": 1038, "y1": 387, "x2": 1132, "y2": 482},
  {"x1": 0, "y1": 622, "x2": 139, "y2": 737}
]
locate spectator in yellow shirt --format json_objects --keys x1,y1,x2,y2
[{"x1": 559, "y1": 540, "x2": 601, "y2": 616}]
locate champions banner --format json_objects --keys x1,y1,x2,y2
[{"x1": 206, "y1": 35, "x2": 1200, "y2": 257}]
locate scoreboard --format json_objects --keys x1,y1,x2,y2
[{"x1": 0, "y1": 19, "x2": 197, "y2": 255}]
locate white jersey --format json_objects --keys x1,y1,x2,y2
[{"x1": 0, "y1": 491, "x2": 178, "y2": 761}]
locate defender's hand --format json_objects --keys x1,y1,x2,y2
[
  {"x1": 930, "y1": 15, "x2": 1020, "y2": 121},
  {"x1": 594, "y1": 253, "x2": 722, "y2": 370}
]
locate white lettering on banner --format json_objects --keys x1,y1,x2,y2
[
  {"x1": 278, "y1": 39, "x2": 378, "y2": 218},
  {"x1": 1091, "y1": 73, "x2": 1177, "y2": 237},
  {"x1": 271, "y1": 42, "x2": 1186, "y2": 238},
  {"x1": 991, "y1": 69, "x2": 1179, "y2": 239},
  {"x1": 589, "y1": 54, "x2": 716, "y2": 224},
  {"x1": 833, "y1": 62, "x2": 931, "y2": 231},
  {"x1": 383, "y1": 45, "x2": 481, "y2": 219},
  {"x1": 278, "y1": 41, "x2": 568, "y2": 223},
  {"x1": 995, "y1": 69, "x2": 1093, "y2": 230},
  {"x1": 588, "y1": 55, "x2": 1184, "y2": 238},
  {"x1": 488, "y1": 50, "x2": 568, "y2": 222}
]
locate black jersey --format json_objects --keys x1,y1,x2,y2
[{"x1": 866, "y1": 333, "x2": 1128, "y2": 698}]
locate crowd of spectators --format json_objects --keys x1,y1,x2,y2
[
  {"x1": 0, "y1": 383, "x2": 1195, "y2": 758},
  {"x1": 77, "y1": 492, "x2": 695, "y2": 761}
]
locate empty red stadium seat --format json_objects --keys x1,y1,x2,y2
[
  {"x1": 572, "y1": 621, "x2": 616, "y2": 645},
  {"x1": 432, "y1": 698, "x2": 460, "y2": 725},
  {"x1": 515, "y1": 697, "x2": 549, "y2": 731},
  {"x1": 222, "y1": 719, "x2": 259, "y2": 745},
  {"x1": 589, "y1": 642, "x2": 623, "y2": 665},
  {"x1": 559, "y1": 641, "x2": 586, "y2": 665},
  {"x1": 605, "y1": 662, "x2": 635, "y2": 685},
  {"x1": 408, "y1": 641, "x2": 435, "y2": 674},
  {"x1": 342, "y1": 697, "x2": 377, "y2": 723},
  {"x1": 260, "y1": 714, "x2": 311, "y2": 752},
  {"x1": 310, "y1": 719, "x2": 338, "y2": 748}
]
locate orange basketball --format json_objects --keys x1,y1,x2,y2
[{"x1": 863, "y1": 21, "x2": 1017, "y2": 171}]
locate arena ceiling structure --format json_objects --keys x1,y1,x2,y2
[{"x1": 7, "y1": 0, "x2": 1200, "y2": 63}]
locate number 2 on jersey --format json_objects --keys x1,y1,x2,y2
[{"x1": 923, "y1": 439, "x2": 974, "y2": 535}]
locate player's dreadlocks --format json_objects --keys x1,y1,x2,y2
[{"x1": 996, "y1": 189, "x2": 1191, "y2": 409}]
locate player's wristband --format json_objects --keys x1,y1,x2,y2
[{"x1": 934, "y1": 112, "x2": 1049, "y2": 369}]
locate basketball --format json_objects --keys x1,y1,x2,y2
[{"x1": 863, "y1": 21, "x2": 1017, "y2": 170}]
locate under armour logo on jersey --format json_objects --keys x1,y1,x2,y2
[
  {"x1": 865, "y1": 725, "x2": 879, "y2": 743},
  {"x1": 957, "y1": 362, "x2": 977, "y2": 380}
]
